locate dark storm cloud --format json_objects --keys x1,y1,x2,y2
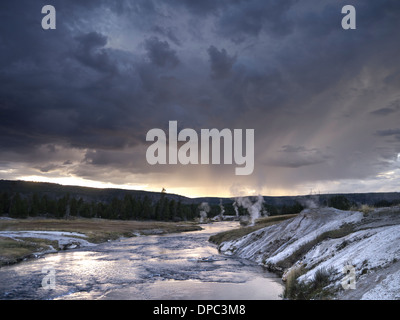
[
  {"x1": 268, "y1": 146, "x2": 332, "y2": 168},
  {"x1": 207, "y1": 46, "x2": 237, "y2": 79},
  {"x1": 167, "y1": 0, "x2": 227, "y2": 16},
  {"x1": 370, "y1": 100, "x2": 400, "y2": 116},
  {"x1": 152, "y1": 26, "x2": 181, "y2": 46},
  {"x1": 34, "y1": 163, "x2": 64, "y2": 173},
  {"x1": 1, "y1": 0, "x2": 400, "y2": 195},
  {"x1": 370, "y1": 108, "x2": 398, "y2": 116},
  {"x1": 144, "y1": 37, "x2": 180, "y2": 67},
  {"x1": 375, "y1": 129, "x2": 400, "y2": 140},
  {"x1": 216, "y1": 0, "x2": 298, "y2": 42},
  {"x1": 74, "y1": 32, "x2": 117, "y2": 73},
  {"x1": 0, "y1": 1, "x2": 161, "y2": 154}
]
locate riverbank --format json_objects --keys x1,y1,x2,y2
[
  {"x1": 0, "y1": 218, "x2": 201, "y2": 267},
  {"x1": 216, "y1": 206, "x2": 400, "y2": 300},
  {"x1": 209, "y1": 214, "x2": 298, "y2": 245}
]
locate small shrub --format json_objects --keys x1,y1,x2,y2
[
  {"x1": 313, "y1": 267, "x2": 332, "y2": 288},
  {"x1": 361, "y1": 268, "x2": 368, "y2": 275},
  {"x1": 337, "y1": 239, "x2": 349, "y2": 250},
  {"x1": 359, "y1": 204, "x2": 374, "y2": 216},
  {"x1": 283, "y1": 266, "x2": 335, "y2": 300},
  {"x1": 282, "y1": 264, "x2": 307, "y2": 299}
]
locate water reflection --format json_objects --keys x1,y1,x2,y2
[{"x1": 0, "y1": 222, "x2": 283, "y2": 300}]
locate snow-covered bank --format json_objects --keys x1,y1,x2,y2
[
  {"x1": 0, "y1": 230, "x2": 95, "y2": 250},
  {"x1": 218, "y1": 206, "x2": 400, "y2": 299}
]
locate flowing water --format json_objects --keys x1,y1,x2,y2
[{"x1": 0, "y1": 222, "x2": 283, "y2": 300}]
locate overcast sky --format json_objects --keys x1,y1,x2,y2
[{"x1": 1, "y1": 0, "x2": 400, "y2": 197}]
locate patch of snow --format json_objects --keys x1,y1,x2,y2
[
  {"x1": 219, "y1": 208, "x2": 363, "y2": 266},
  {"x1": 361, "y1": 269, "x2": 400, "y2": 300},
  {"x1": 218, "y1": 206, "x2": 400, "y2": 299},
  {"x1": 298, "y1": 225, "x2": 400, "y2": 283},
  {"x1": 0, "y1": 230, "x2": 95, "y2": 249}
]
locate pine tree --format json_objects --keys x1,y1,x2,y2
[
  {"x1": 177, "y1": 200, "x2": 184, "y2": 220},
  {"x1": 130, "y1": 197, "x2": 139, "y2": 220},
  {"x1": 70, "y1": 198, "x2": 78, "y2": 216},
  {"x1": 77, "y1": 198, "x2": 84, "y2": 217},
  {"x1": 46, "y1": 198, "x2": 57, "y2": 217},
  {"x1": 4, "y1": 192, "x2": 10, "y2": 214},
  {"x1": 57, "y1": 196, "x2": 67, "y2": 218},
  {"x1": 155, "y1": 200, "x2": 161, "y2": 220},
  {"x1": 110, "y1": 197, "x2": 120, "y2": 219},
  {"x1": 0, "y1": 194, "x2": 3, "y2": 215},
  {"x1": 39, "y1": 195, "x2": 48, "y2": 214},
  {"x1": 142, "y1": 195, "x2": 152, "y2": 219},
  {"x1": 169, "y1": 199, "x2": 177, "y2": 221},
  {"x1": 10, "y1": 193, "x2": 28, "y2": 218},
  {"x1": 162, "y1": 197, "x2": 170, "y2": 220},
  {"x1": 0, "y1": 192, "x2": 9, "y2": 215},
  {"x1": 122, "y1": 194, "x2": 133, "y2": 220},
  {"x1": 30, "y1": 193, "x2": 40, "y2": 216}
]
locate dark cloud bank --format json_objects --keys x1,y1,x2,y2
[{"x1": 1, "y1": 0, "x2": 400, "y2": 196}]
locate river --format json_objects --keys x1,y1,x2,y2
[{"x1": 0, "y1": 221, "x2": 283, "y2": 300}]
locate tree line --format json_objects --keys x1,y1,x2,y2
[
  {"x1": 2, "y1": 188, "x2": 399, "y2": 221},
  {"x1": 0, "y1": 192, "x2": 201, "y2": 221},
  {"x1": 0, "y1": 191, "x2": 308, "y2": 221},
  {"x1": 324, "y1": 194, "x2": 400, "y2": 210}
]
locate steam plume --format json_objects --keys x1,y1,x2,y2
[
  {"x1": 199, "y1": 202, "x2": 210, "y2": 223},
  {"x1": 235, "y1": 195, "x2": 265, "y2": 226}
]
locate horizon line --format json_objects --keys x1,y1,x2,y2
[{"x1": 1, "y1": 178, "x2": 399, "y2": 200}]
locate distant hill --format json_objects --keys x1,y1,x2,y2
[
  {"x1": 1, "y1": 179, "x2": 400, "y2": 208},
  {"x1": 261, "y1": 192, "x2": 400, "y2": 208},
  {"x1": 0, "y1": 180, "x2": 192, "y2": 204}
]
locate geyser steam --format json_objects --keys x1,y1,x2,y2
[
  {"x1": 199, "y1": 202, "x2": 210, "y2": 223},
  {"x1": 235, "y1": 195, "x2": 265, "y2": 226},
  {"x1": 233, "y1": 201, "x2": 239, "y2": 218},
  {"x1": 219, "y1": 199, "x2": 225, "y2": 218}
]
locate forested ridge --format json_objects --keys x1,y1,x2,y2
[{"x1": 1, "y1": 180, "x2": 399, "y2": 221}]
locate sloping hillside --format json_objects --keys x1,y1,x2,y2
[
  {"x1": 218, "y1": 206, "x2": 400, "y2": 299},
  {"x1": 0, "y1": 180, "x2": 190, "y2": 204}
]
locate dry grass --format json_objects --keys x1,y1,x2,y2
[
  {"x1": 0, "y1": 218, "x2": 201, "y2": 242},
  {"x1": 359, "y1": 204, "x2": 374, "y2": 216},
  {"x1": 282, "y1": 265, "x2": 335, "y2": 300},
  {"x1": 0, "y1": 236, "x2": 59, "y2": 266}
]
